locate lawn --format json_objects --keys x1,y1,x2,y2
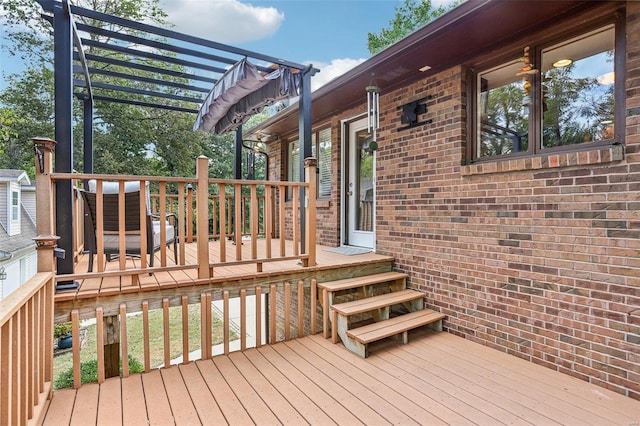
[{"x1": 53, "y1": 303, "x2": 233, "y2": 389}]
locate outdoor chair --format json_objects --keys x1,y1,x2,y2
[{"x1": 80, "y1": 181, "x2": 177, "y2": 272}]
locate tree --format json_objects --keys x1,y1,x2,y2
[
  {"x1": 1, "y1": 0, "x2": 168, "y2": 68},
  {"x1": 542, "y1": 65, "x2": 600, "y2": 148},
  {"x1": 0, "y1": 0, "x2": 213, "y2": 179},
  {"x1": 367, "y1": 0, "x2": 461, "y2": 55},
  {"x1": 0, "y1": 67, "x2": 57, "y2": 176}
]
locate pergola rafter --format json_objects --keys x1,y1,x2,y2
[{"x1": 36, "y1": 0, "x2": 318, "y2": 288}]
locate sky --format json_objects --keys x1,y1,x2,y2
[
  {"x1": 157, "y1": 0, "x2": 400, "y2": 90},
  {"x1": 0, "y1": 0, "x2": 455, "y2": 92}
]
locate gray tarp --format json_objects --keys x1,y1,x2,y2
[{"x1": 193, "y1": 58, "x2": 300, "y2": 134}]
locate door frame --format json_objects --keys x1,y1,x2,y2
[{"x1": 340, "y1": 113, "x2": 376, "y2": 250}]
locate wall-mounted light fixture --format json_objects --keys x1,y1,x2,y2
[{"x1": 0, "y1": 266, "x2": 7, "y2": 281}]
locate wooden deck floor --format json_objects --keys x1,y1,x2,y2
[
  {"x1": 59, "y1": 240, "x2": 392, "y2": 300},
  {"x1": 43, "y1": 330, "x2": 640, "y2": 425}
]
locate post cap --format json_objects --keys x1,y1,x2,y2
[
  {"x1": 32, "y1": 137, "x2": 57, "y2": 150},
  {"x1": 33, "y1": 235, "x2": 60, "y2": 248}
]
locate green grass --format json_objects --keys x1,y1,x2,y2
[{"x1": 53, "y1": 304, "x2": 234, "y2": 389}]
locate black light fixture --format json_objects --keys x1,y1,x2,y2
[{"x1": 0, "y1": 266, "x2": 7, "y2": 281}]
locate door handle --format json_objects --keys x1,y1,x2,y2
[{"x1": 347, "y1": 191, "x2": 353, "y2": 196}]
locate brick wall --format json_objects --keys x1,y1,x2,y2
[
  {"x1": 280, "y1": 117, "x2": 345, "y2": 247},
  {"x1": 370, "y1": 3, "x2": 640, "y2": 400}
]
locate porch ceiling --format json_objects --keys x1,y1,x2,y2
[{"x1": 246, "y1": 0, "x2": 618, "y2": 141}]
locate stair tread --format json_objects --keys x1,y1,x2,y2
[
  {"x1": 347, "y1": 309, "x2": 445, "y2": 344},
  {"x1": 331, "y1": 289, "x2": 423, "y2": 316},
  {"x1": 318, "y1": 271, "x2": 408, "y2": 292}
]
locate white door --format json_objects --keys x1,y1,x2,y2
[{"x1": 344, "y1": 117, "x2": 375, "y2": 248}]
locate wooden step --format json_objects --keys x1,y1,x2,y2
[
  {"x1": 319, "y1": 271, "x2": 408, "y2": 339},
  {"x1": 331, "y1": 289, "x2": 425, "y2": 347},
  {"x1": 331, "y1": 289, "x2": 423, "y2": 317},
  {"x1": 317, "y1": 271, "x2": 408, "y2": 292},
  {"x1": 347, "y1": 309, "x2": 445, "y2": 344},
  {"x1": 340, "y1": 309, "x2": 445, "y2": 358}
]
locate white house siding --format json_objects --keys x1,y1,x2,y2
[
  {"x1": 21, "y1": 187, "x2": 36, "y2": 223},
  {"x1": 0, "y1": 182, "x2": 6, "y2": 226}
]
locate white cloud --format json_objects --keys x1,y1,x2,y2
[
  {"x1": 310, "y1": 58, "x2": 366, "y2": 91},
  {"x1": 160, "y1": 0, "x2": 284, "y2": 44}
]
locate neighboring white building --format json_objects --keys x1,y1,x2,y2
[{"x1": 0, "y1": 170, "x2": 37, "y2": 300}]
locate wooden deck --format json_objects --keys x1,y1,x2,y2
[
  {"x1": 61, "y1": 239, "x2": 389, "y2": 296},
  {"x1": 43, "y1": 330, "x2": 640, "y2": 425},
  {"x1": 54, "y1": 240, "x2": 394, "y2": 321}
]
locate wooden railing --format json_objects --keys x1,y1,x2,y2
[
  {"x1": 0, "y1": 176, "x2": 59, "y2": 426},
  {"x1": 47, "y1": 156, "x2": 317, "y2": 283},
  {"x1": 150, "y1": 193, "x2": 274, "y2": 240},
  {"x1": 63, "y1": 279, "x2": 320, "y2": 388}
]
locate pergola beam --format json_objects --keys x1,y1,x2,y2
[
  {"x1": 73, "y1": 79, "x2": 203, "y2": 104},
  {"x1": 68, "y1": 3, "x2": 309, "y2": 71},
  {"x1": 80, "y1": 38, "x2": 229, "y2": 75},
  {"x1": 87, "y1": 95, "x2": 199, "y2": 114},
  {"x1": 73, "y1": 65, "x2": 210, "y2": 94},
  {"x1": 76, "y1": 52, "x2": 217, "y2": 84}
]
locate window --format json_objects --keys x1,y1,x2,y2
[
  {"x1": 11, "y1": 191, "x2": 19, "y2": 221},
  {"x1": 473, "y1": 23, "x2": 619, "y2": 161},
  {"x1": 287, "y1": 127, "x2": 332, "y2": 199},
  {"x1": 317, "y1": 128, "x2": 332, "y2": 198}
]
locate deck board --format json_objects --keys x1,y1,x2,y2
[
  {"x1": 227, "y1": 351, "x2": 305, "y2": 425},
  {"x1": 242, "y1": 346, "x2": 335, "y2": 425},
  {"x1": 96, "y1": 376, "x2": 122, "y2": 426},
  {"x1": 304, "y1": 334, "x2": 473, "y2": 425},
  {"x1": 160, "y1": 366, "x2": 201, "y2": 425},
  {"x1": 430, "y1": 333, "x2": 640, "y2": 424},
  {"x1": 211, "y1": 356, "x2": 281, "y2": 425},
  {"x1": 271, "y1": 341, "x2": 390, "y2": 426},
  {"x1": 177, "y1": 363, "x2": 227, "y2": 425},
  {"x1": 258, "y1": 344, "x2": 363, "y2": 425},
  {"x1": 69, "y1": 383, "x2": 99, "y2": 426},
  {"x1": 388, "y1": 338, "x2": 548, "y2": 425},
  {"x1": 141, "y1": 369, "x2": 174, "y2": 426},
  {"x1": 43, "y1": 388, "x2": 75, "y2": 426},
  {"x1": 196, "y1": 359, "x2": 255, "y2": 424},
  {"x1": 406, "y1": 334, "x2": 593, "y2": 424},
  {"x1": 285, "y1": 339, "x2": 406, "y2": 425},
  {"x1": 44, "y1": 330, "x2": 640, "y2": 425},
  {"x1": 120, "y1": 374, "x2": 148, "y2": 425}
]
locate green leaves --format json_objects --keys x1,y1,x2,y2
[{"x1": 367, "y1": 0, "x2": 458, "y2": 55}]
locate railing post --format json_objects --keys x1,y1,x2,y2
[
  {"x1": 33, "y1": 235, "x2": 60, "y2": 399},
  {"x1": 186, "y1": 184, "x2": 194, "y2": 243},
  {"x1": 303, "y1": 157, "x2": 317, "y2": 267},
  {"x1": 32, "y1": 138, "x2": 56, "y2": 241},
  {"x1": 196, "y1": 156, "x2": 210, "y2": 279}
]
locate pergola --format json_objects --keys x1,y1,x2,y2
[{"x1": 36, "y1": 0, "x2": 317, "y2": 288}]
